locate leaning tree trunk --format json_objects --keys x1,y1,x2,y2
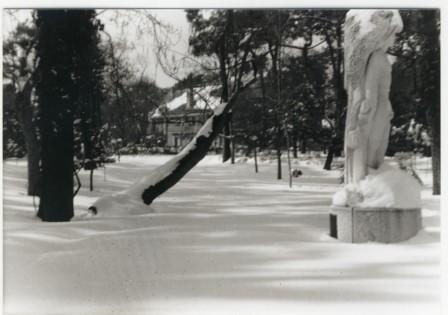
[
  {"x1": 90, "y1": 79, "x2": 256, "y2": 212},
  {"x1": 16, "y1": 81, "x2": 41, "y2": 196}
]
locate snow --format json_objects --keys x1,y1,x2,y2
[
  {"x1": 92, "y1": 104, "x2": 225, "y2": 213},
  {"x1": 152, "y1": 86, "x2": 221, "y2": 118},
  {"x1": 3, "y1": 155, "x2": 440, "y2": 315},
  {"x1": 165, "y1": 91, "x2": 188, "y2": 111},
  {"x1": 333, "y1": 163, "x2": 422, "y2": 208},
  {"x1": 345, "y1": 10, "x2": 403, "y2": 38}
]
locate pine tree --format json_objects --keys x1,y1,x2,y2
[{"x1": 72, "y1": 10, "x2": 106, "y2": 191}]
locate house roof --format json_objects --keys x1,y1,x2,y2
[{"x1": 151, "y1": 86, "x2": 221, "y2": 119}]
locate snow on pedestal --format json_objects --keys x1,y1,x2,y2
[{"x1": 330, "y1": 164, "x2": 422, "y2": 243}]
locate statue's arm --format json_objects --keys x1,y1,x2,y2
[{"x1": 359, "y1": 52, "x2": 381, "y2": 124}]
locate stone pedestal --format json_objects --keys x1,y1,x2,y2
[{"x1": 329, "y1": 206, "x2": 422, "y2": 243}]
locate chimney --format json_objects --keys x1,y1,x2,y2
[{"x1": 187, "y1": 86, "x2": 195, "y2": 109}]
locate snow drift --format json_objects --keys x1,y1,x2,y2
[{"x1": 333, "y1": 163, "x2": 422, "y2": 208}]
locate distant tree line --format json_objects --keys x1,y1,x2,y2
[{"x1": 184, "y1": 9, "x2": 440, "y2": 192}]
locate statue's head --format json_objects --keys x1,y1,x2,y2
[{"x1": 344, "y1": 9, "x2": 403, "y2": 88}]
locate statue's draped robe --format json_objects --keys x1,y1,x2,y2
[{"x1": 344, "y1": 50, "x2": 394, "y2": 185}]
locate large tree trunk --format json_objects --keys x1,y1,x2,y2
[
  {"x1": 36, "y1": 10, "x2": 81, "y2": 222},
  {"x1": 90, "y1": 79, "x2": 256, "y2": 211},
  {"x1": 26, "y1": 137, "x2": 41, "y2": 196},
  {"x1": 16, "y1": 81, "x2": 41, "y2": 196}
]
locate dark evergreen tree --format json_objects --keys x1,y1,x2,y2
[
  {"x1": 419, "y1": 10, "x2": 440, "y2": 195},
  {"x1": 72, "y1": 11, "x2": 106, "y2": 191},
  {"x1": 391, "y1": 9, "x2": 440, "y2": 194},
  {"x1": 36, "y1": 10, "x2": 105, "y2": 221}
]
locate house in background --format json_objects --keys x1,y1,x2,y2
[
  {"x1": 148, "y1": 82, "x2": 264, "y2": 153},
  {"x1": 148, "y1": 86, "x2": 224, "y2": 152}
]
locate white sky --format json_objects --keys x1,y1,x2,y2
[
  {"x1": 99, "y1": 9, "x2": 191, "y2": 88},
  {"x1": 2, "y1": 9, "x2": 191, "y2": 88}
]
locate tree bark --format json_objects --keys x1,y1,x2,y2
[
  {"x1": 285, "y1": 131, "x2": 292, "y2": 188},
  {"x1": 16, "y1": 81, "x2": 41, "y2": 196},
  {"x1": 90, "y1": 169, "x2": 94, "y2": 191},
  {"x1": 323, "y1": 139, "x2": 335, "y2": 171},
  {"x1": 36, "y1": 10, "x2": 79, "y2": 222},
  {"x1": 300, "y1": 136, "x2": 307, "y2": 154},
  {"x1": 217, "y1": 34, "x2": 232, "y2": 164},
  {"x1": 26, "y1": 139, "x2": 41, "y2": 196},
  {"x1": 222, "y1": 114, "x2": 232, "y2": 162},
  {"x1": 292, "y1": 133, "x2": 298, "y2": 158},
  {"x1": 276, "y1": 143, "x2": 282, "y2": 180},
  {"x1": 254, "y1": 147, "x2": 258, "y2": 173},
  {"x1": 430, "y1": 125, "x2": 440, "y2": 195}
]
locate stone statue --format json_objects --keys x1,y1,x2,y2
[
  {"x1": 343, "y1": 10, "x2": 403, "y2": 185},
  {"x1": 331, "y1": 10, "x2": 422, "y2": 243}
]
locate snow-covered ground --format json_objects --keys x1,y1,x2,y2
[{"x1": 3, "y1": 155, "x2": 440, "y2": 315}]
